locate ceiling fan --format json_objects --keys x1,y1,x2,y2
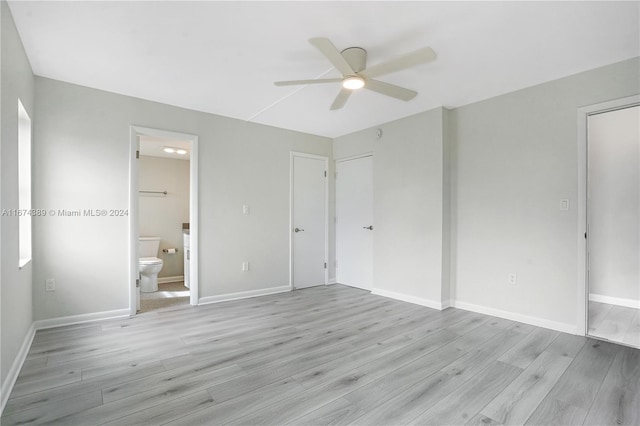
[{"x1": 274, "y1": 37, "x2": 436, "y2": 110}]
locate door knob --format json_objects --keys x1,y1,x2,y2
[
  {"x1": 294, "y1": 227, "x2": 305, "y2": 232},
  {"x1": 363, "y1": 225, "x2": 373, "y2": 230}
]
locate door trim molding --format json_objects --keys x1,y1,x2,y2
[
  {"x1": 289, "y1": 152, "x2": 329, "y2": 290},
  {"x1": 129, "y1": 126, "x2": 199, "y2": 315},
  {"x1": 576, "y1": 95, "x2": 640, "y2": 336}
]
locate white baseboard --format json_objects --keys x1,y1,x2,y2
[
  {"x1": 372, "y1": 288, "x2": 446, "y2": 310},
  {"x1": 327, "y1": 278, "x2": 337, "y2": 285},
  {"x1": 158, "y1": 275, "x2": 184, "y2": 284},
  {"x1": 451, "y1": 300, "x2": 577, "y2": 334},
  {"x1": 198, "y1": 285, "x2": 290, "y2": 305},
  {"x1": 34, "y1": 309, "x2": 131, "y2": 330},
  {"x1": 589, "y1": 293, "x2": 640, "y2": 309},
  {"x1": 1, "y1": 323, "x2": 36, "y2": 414}
]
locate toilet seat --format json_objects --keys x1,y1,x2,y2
[{"x1": 139, "y1": 257, "x2": 162, "y2": 265}]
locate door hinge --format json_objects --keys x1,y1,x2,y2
[
  {"x1": 585, "y1": 232, "x2": 587, "y2": 239},
  {"x1": 324, "y1": 170, "x2": 327, "y2": 177},
  {"x1": 136, "y1": 150, "x2": 140, "y2": 159},
  {"x1": 324, "y1": 262, "x2": 327, "y2": 269}
]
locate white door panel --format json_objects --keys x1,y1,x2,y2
[
  {"x1": 336, "y1": 155, "x2": 373, "y2": 290},
  {"x1": 292, "y1": 154, "x2": 327, "y2": 289}
]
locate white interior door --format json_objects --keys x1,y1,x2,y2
[
  {"x1": 291, "y1": 153, "x2": 327, "y2": 289},
  {"x1": 336, "y1": 155, "x2": 373, "y2": 290}
]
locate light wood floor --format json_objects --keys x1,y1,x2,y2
[
  {"x1": 589, "y1": 301, "x2": 640, "y2": 348},
  {"x1": 3, "y1": 285, "x2": 639, "y2": 425}
]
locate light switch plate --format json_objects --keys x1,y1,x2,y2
[
  {"x1": 45, "y1": 278, "x2": 56, "y2": 291},
  {"x1": 242, "y1": 204, "x2": 250, "y2": 215},
  {"x1": 560, "y1": 199, "x2": 570, "y2": 211}
]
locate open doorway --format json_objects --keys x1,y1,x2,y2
[
  {"x1": 129, "y1": 126, "x2": 199, "y2": 315},
  {"x1": 137, "y1": 136, "x2": 191, "y2": 312},
  {"x1": 578, "y1": 97, "x2": 639, "y2": 348}
]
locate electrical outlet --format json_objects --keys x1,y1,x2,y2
[
  {"x1": 45, "y1": 278, "x2": 56, "y2": 291},
  {"x1": 242, "y1": 261, "x2": 249, "y2": 272},
  {"x1": 508, "y1": 273, "x2": 517, "y2": 285}
]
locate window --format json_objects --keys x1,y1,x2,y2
[{"x1": 18, "y1": 99, "x2": 32, "y2": 268}]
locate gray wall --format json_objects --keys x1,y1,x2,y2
[
  {"x1": 1, "y1": 0, "x2": 34, "y2": 388},
  {"x1": 451, "y1": 58, "x2": 640, "y2": 328},
  {"x1": 138, "y1": 155, "x2": 190, "y2": 279},
  {"x1": 335, "y1": 108, "x2": 450, "y2": 306},
  {"x1": 33, "y1": 77, "x2": 332, "y2": 320},
  {"x1": 334, "y1": 58, "x2": 639, "y2": 330},
  {"x1": 588, "y1": 106, "x2": 639, "y2": 303}
]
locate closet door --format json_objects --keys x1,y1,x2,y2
[{"x1": 336, "y1": 155, "x2": 373, "y2": 290}]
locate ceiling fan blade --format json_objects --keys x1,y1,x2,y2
[
  {"x1": 274, "y1": 78, "x2": 342, "y2": 86},
  {"x1": 330, "y1": 88, "x2": 352, "y2": 110},
  {"x1": 359, "y1": 47, "x2": 436, "y2": 79},
  {"x1": 365, "y1": 79, "x2": 417, "y2": 101},
  {"x1": 309, "y1": 37, "x2": 355, "y2": 77}
]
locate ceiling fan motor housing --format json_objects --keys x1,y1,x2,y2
[{"x1": 341, "y1": 47, "x2": 367, "y2": 73}]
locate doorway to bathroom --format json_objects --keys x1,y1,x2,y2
[{"x1": 129, "y1": 126, "x2": 199, "y2": 315}]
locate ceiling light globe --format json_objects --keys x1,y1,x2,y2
[
  {"x1": 163, "y1": 147, "x2": 175, "y2": 153},
  {"x1": 342, "y1": 76, "x2": 365, "y2": 90},
  {"x1": 176, "y1": 149, "x2": 188, "y2": 155}
]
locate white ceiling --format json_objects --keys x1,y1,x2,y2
[
  {"x1": 8, "y1": 1, "x2": 639, "y2": 138},
  {"x1": 138, "y1": 135, "x2": 191, "y2": 160}
]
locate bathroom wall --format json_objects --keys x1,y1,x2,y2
[
  {"x1": 138, "y1": 155, "x2": 190, "y2": 279},
  {"x1": 1, "y1": 0, "x2": 35, "y2": 400}
]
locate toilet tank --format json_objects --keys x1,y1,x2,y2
[{"x1": 139, "y1": 237, "x2": 161, "y2": 257}]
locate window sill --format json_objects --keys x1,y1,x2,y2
[{"x1": 19, "y1": 258, "x2": 31, "y2": 269}]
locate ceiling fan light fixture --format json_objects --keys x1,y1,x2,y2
[
  {"x1": 275, "y1": 38, "x2": 434, "y2": 109},
  {"x1": 342, "y1": 76, "x2": 365, "y2": 90}
]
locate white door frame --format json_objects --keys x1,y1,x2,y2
[
  {"x1": 576, "y1": 95, "x2": 639, "y2": 335},
  {"x1": 289, "y1": 152, "x2": 329, "y2": 290},
  {"x1": 129, "y1": 125, "x2": 199, "y2": 315}
]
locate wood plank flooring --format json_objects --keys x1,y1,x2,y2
[
  {"x1": 2, "y1": 285, "x2": 639, "y2": 425},
  {"x1": 589, "y1": 301, "x2": 640, "y2": 348}
]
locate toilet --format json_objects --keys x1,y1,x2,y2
[{"x1": 139, "y1": 237, "x2": 163, "y2": 293}]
